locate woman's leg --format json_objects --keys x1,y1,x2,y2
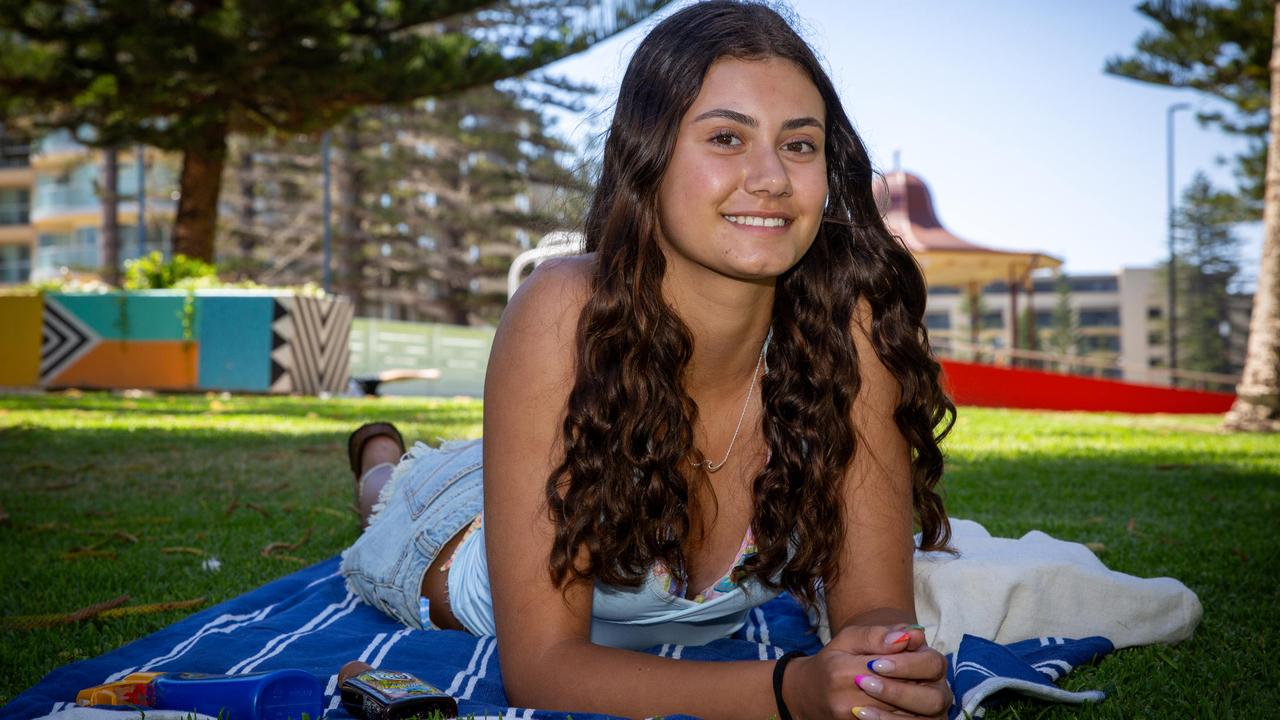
[
  {"x1": 354, "y1": 433, "x2": 469, "y2": 630},
  {"x1": 356, "y1": 435, "x2": 403, "y2": 529}
]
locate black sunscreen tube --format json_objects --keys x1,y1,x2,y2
[{"x1": 338, "y1": 662, "x2": 458, "y2": 720}]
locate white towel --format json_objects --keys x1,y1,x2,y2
[{"x1": 817, "y1": 518, "x2": 1203, "y2": 656}]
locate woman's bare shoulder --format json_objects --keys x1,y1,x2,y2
[
  {"x1": 503, "y1": 253, "x2": 595, "y2": 332},
  {"x1": 488, "y1": 253, "x2": 595, "y2": 395}
]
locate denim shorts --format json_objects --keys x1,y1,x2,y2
[{"x1": 340, "y1": 438, "x2": 484, "y2": 630}]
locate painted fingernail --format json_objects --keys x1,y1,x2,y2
[
  {"x1": 885, "y1": 631, "x2": 911, "y2": 646},
  {"x1": 854, "y1": 674, "x2": 884, "y2": 695},
  {"x1": 851, "y1": 706, "x2": 880, "y2": 720},
  {"x1": 866, "y1": 657, "x2": 896, "y2": 674},
  {"x1": 906, "y1": 623, "x2": 926, "y2": 631}
]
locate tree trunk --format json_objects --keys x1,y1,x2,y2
[
  {"x1": 1224, "y1": 10, "x2": 1280, "y2": 432},
  {"x1": 172, "y1": 122, "x2": 228, "y2": 262},
  {"x1": 100, "y1": 146, "x2": 121, "y2": 286},
  {"x1": 336, "y1": 116, "x2": 367, "y2": 316}
]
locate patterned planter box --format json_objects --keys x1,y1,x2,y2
[{"x1": 0, "y1": 290, "x2": 352, "y2": 395}]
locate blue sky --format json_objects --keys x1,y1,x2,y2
[{"x1": 543, "y1": 0, "x2": 1262, "y2": 284}]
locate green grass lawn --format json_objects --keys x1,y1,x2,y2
[{"x1": 1, "y1": 392, "x2": 1277, "y2": 716}]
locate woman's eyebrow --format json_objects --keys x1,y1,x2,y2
[{"x1": 693, "y1": 108, "x2": 824, "y2": 132}]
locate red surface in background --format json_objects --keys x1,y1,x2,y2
[{"x1": 938, "y1": 359, "x2": 1235, "y2": 414}]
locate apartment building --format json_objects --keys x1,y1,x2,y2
[
  {"x1": 0, "y1": 128, "x2": 33, "y2": 283},
  {"x1": 0, "y1": 128, "x2": 175, "y2": 285},
  {"x1": 924, "y1": 266, "x2": 1251, "y2": 386}
]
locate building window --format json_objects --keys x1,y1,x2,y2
[
  {"x1": 0, "y1": 243, "x2": 31, "y2": 283},
  {"x1": 35, "y1": 163, "x2": 99, "y2": 214},
  {"x1": 1079, "y1": 308, "x2": 1120, "y2": 327},
  {"x1": 981, "y1": 311, "x2": 1004, "y2": 329},
  {"x1": 1025, "y1": 276, "x2": 1119, "y2": 293},
  {"x1": 34, "y1": 228, "x2": 98, "y2": 278},
  {"x1": 1033, "y1": 310, "x2": 1054, "y2": 328},
  {"x1": 1080, "y1": 335, "x2": 1121, "y2": 353},
  {"x1": 0, "y1": 188, "x2": 29, "y2": 225},
  {"x1": 924, "y1": 312, "x2": 951, "y2": 331},
  {"x1": 1147, "y1": 306, "x2": 1162, "y2": 319},
  {"x1": 1147, "y1": 331, "x2": 1164, "y2": 345},
  {"x1": 1149, "y1": 357, "x2": 1166, "y2": 368},
  {"x1": 121, "y1": 221, "x2": 172, "y2": 261},
  {"x1": 0, "y1": 129, "x2": 30, "y2": 169},
  {"x1": 1068, "y1": 276, "x2": 1119, "y2": 293}
]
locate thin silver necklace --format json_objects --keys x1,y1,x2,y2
[{"x1": 691, "y1": 328, "x2": 772, "y2": 473}]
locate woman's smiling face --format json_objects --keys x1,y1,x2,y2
[{"x1": 656, "y1": 56, "x2": 828, "y2": 284}]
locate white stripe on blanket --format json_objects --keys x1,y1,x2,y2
[
  {"x1": 446, "y1": 635, "x2": 492, "y2": 697},
  {"x1": 460, "y1": 636, "x2": 499, "y2": 701},
  {"x1": 105, "y1": 604, "x2": 277, "y2": 682},
  {"x1": 228, "y1": 592, "x2": 356, "y2": 674}
]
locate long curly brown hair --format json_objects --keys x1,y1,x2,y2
[{"x1": 545, "y1": 0, "x2": 956, "y2": 609}]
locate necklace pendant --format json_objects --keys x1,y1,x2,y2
[{"x1": 689, "y1": 328, "x2": 771, "y2": 475}]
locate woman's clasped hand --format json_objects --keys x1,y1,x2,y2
[{"x1": 784, "y1": 625, "x2": 952, "y2": 720}]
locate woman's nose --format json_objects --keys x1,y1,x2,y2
[{"x1": 743, "y1": 147, "x2": 793, "y2": 197}]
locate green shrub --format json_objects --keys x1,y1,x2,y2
[{"x1": 123, "y1": 252, "x2": 218, "y2": 290}]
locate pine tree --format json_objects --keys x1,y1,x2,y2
[
  {"x1": 1106, "y1": 0, "x2": 1273, "y2": 215},
  {"x1": 1108, "y1": 0, "x2": 1280, "y2": 428},
  {"x1": 0, "y1": 0, "x2": 673, "y2": 262},
  {"x1": 1015, "y1": 304, "x2": 1041, "y2": 370},
  {"x1": 956, "y1": 286, "x2": 988, "y2": 362},
  {"x1": 1173, "y1": 173, "x2": 1243, "y2": 375},
  {"x1": 218, "y1": 76, "x2": 589, "y2": 324},
  {"x1": 217, "y1": 132, "x2": 327, "y2": 286},
  {"x1": 1048, "y1": 276, "x2": 1078, "y2": 373}
]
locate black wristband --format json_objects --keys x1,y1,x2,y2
[{"x1": 772, "y1": 650, "x2": 806, "y2": 720}]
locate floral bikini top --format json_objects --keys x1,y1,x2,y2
[
  {"x1": 443, "y1": 514, "x2": 758, "y2": 604},
  {"x1": 652, "y1": 527, "x2": 758, "y2": 603}
]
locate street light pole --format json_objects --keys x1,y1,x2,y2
[{"x1": 1166, "y1": 102, "x2": 1191, "y2": 381}]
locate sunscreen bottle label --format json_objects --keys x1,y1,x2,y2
[{"x1": 354, "y1": 670, "x2": 449, "y2": 699}]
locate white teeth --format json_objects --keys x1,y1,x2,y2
[{"x1": 723, "y1": 214, "x2": 788, "y2": 228}]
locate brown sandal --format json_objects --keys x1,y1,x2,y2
[{"x1": 347, "y1": 422, "x2": 405, "y2": 479}]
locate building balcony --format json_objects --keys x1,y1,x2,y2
[
  {"x1": 0, "y1": 226, "x2": 35, "y2": 244},
  {"x1": 0, "y1": 166, "x2": 34, "y2": 189}
]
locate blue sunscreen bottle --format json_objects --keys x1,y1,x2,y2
[{"x1": 77, "y1": 669, "x2": 323, "y2": 720}]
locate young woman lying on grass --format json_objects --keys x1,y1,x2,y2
[{"x1": 340, "y1": 2, "x2": 955, "y2": 718}]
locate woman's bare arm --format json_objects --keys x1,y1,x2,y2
[
  {"x1": 778, "y1": 299, "x2": 950, "y2": 720},
  {"x1": 822, "y1": 297, "x2": 919, "y2": 633},
  {"x1": 482, "y1": 258, "x2": 783, "y2": 719}
]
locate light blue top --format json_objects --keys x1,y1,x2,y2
[{"x1": 446, "y1": 522, "x2": 785, "y2": 650}]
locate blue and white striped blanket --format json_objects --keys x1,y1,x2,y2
[{"x1": 4, "y1": 557, "x2": 1112, "y2": 720}]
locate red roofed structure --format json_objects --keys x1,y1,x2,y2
[{"x1": 875, "y1": 169, "x2": 1062, "y2": 351}]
